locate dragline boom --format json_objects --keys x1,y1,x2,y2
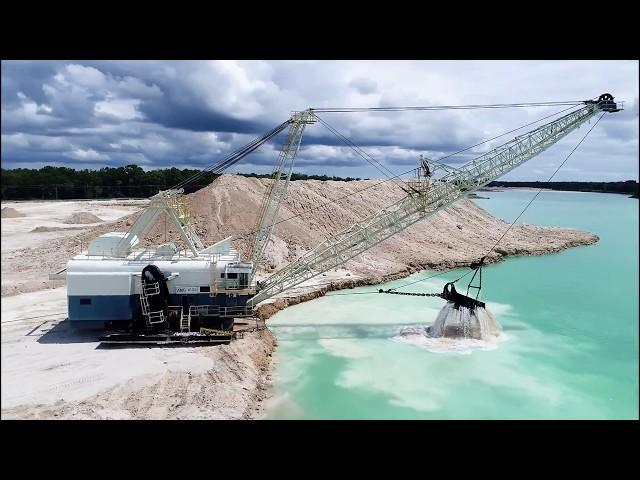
[
  {"x1": 249, "y1": 110, "x2": 315, "y2": 279},
  {"x1": 246, "y1": 94, "x2": 620, "y2": 307}
]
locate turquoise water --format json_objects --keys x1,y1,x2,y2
[{"x1": 265, "y1": 190, "x2": 639, "y2": 419}]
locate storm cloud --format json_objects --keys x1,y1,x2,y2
[{"x1": 1, "y1": 60, "x2": 638, "y2": 181}]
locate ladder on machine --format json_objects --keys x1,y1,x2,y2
[
  {"x1": 139, "y1": 281, "x2": 165, "y2": 331},
  {"x1": 180, "y1": 310, "x2": 191, "y2": 333}
]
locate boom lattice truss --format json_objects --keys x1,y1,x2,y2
[
  {"x1": 247, "y1": 97, "x2": 617, "y2": 307},
  {"x1": 250, "y1": 110, "x2": 316, "y2": 277}
]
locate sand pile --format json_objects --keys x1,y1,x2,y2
[
  {"x1": 62, "y1": 212, "x2": 103, "y2": 224},
  {"x1": 124, "y1": 175, "x2": 598, "y2": 275},
  {"x1": 2, "y1": 175, "x2": 599, "y2": 297},
  {"x1": 1, "y1": 207, "x2": 25, "y2": 218}
]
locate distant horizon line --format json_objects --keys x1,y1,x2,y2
[{"x1": 0, "y1": 166, "x2": 637, "y2": 184}]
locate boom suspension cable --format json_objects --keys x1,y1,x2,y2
[
  {"x1": 169, "y1": 102, "x2": 584, "y2": 192},
  {"x1": 172, "y1": 120, "x2": 290, "y2": 190},
  {"x1": 230, "y1": 105, "x2": 581, "y2": 242},
  {"x1": 312, "y1": 101, "x2": 586, "y2": 113},
  {"x1": 313, "y1": 114, "x2": 408, "y2": 195},
  {"x1": 172, "y1": 101, "x2": 590, "y2": 193}
]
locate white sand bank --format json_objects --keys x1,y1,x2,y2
[
  {"x1": 1, "y1": 199, "x2": 147, "y2": 296},
  {"x1": 0, "y1": 287, "x2": 275, "y2": 419}
]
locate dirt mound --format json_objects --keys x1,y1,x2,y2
[
  {"x1": 1, "y1": 174, "x2": 599, "y2": 298},
  {"x1": 62, "y1": 212, "x2": 103, "y2": 224},
  {"x1": 1, "y1": 207, "x2": 25, "y2": 218},
  {"x1": 88, "y1": 174, "x2": 599, "y2": 276}
]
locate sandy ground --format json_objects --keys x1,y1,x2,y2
[
  {"x1": 0, "y1": 287, "x2": 276, "y2": 419},
  {"x1": 0, "y1": 178, "x2": 600, "y2": 419},
  {"x1": 1, "y1": 199, "x2": 146, "y2": 251},
  {"x1": 1, "y1": 199, "x2": 147, "y2": 296}
]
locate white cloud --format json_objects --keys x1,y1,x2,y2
[
  {"x1": 179, "y1": 60, "x2": 280, "y2": 118},
  {"x1": 95, "y1": 97, "x2": 143, "y2": 120},
  {"x1": 66, "y1": 148, "x2": 109, "y2": 161},
  {"x1": 1, "y1": 60, "x2": 638, "y2": 181}
]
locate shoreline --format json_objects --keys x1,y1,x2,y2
[
  {"x1": 482, "y1": 186, "x2": 638, "y2": 196},
  {"x1": 0, "y1": 237, "x2": 598, "y2": 420},
  {"x1": 247, "y1": 237, "x2": 600, "y2": 419}
]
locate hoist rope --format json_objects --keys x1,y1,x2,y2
[
  {"x1": 326, "y1": 270, "x2": 452, "y2": 296},
  {"x1": 480, "y1": 112, "x2": 606, "y2": 261}
]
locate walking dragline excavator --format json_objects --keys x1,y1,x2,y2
[{"x1": 64, "y1": 94, "x2": 622, "y2": 345}]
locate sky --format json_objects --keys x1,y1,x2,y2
[{"x1": 1, "y1": 60, "x2": 638, "y2": 181}]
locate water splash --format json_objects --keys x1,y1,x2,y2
[
  {"x1": 395, "y1": 301, "x2": 504, "y2": 353},
  {"x1": 428, "y1": 302, "x2": 502, "y2": 340}
]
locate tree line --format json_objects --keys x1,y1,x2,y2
[
  {"x1": 0, "y1": 165, "x2": 363, "y2": 200},
  {"x1": 487, "y1": 180, "x2": 639, "y2": 197},
  {"x1": 2, "y1": 165, "x2": 636, "y2": 200}
]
